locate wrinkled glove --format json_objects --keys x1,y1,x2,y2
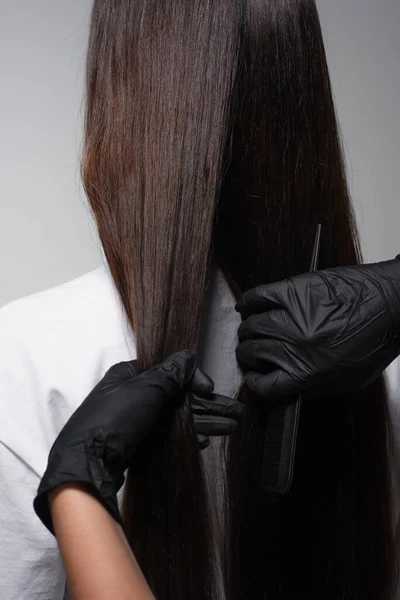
[
  {"x1": 34, "y1": 350, "x2": 243, "y2": 534},
  {"x1": 235, "y1": 257, "x2": 400, "y2": 400}
]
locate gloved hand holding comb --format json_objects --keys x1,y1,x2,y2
[{"x1": 235, "y1": 257, "x2": 400, "y2": 400}]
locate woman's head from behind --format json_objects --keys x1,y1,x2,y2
[{"x1": 82, "y1": 2, "x2": 395, "y2": 598}]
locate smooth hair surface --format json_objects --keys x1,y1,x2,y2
[{"x1": 82, "y1": 1, "x2": 396, "y2": 599}]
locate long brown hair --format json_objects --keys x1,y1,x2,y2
[{"x1": 82, "y1": 1, "x2": 395, "y2": 598}]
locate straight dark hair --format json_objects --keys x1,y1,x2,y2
[{"x1": 82, "y1": 1, "x2": 396, "y2": 598}]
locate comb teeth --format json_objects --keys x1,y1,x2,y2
[
  {"x1": 261, "y1": 405, "x2": 287, "y2": 488},
  {"x1": 260, "y1": 399, "x2": 301, "y2": 494}
]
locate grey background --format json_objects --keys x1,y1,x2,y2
[{"x1": 0, "y1": 0, "x2": 399, "y2": 308}]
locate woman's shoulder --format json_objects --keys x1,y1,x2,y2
[
  {"x1": 0, "y1": 267, "x2": 114, "y2": 326},
  {"x1": 0, "y1": 267, "x2": 135, "y2": 465},
  {"x1": 0, "y1": 266, "x2": 125, "y2": 349},
  {"x1": 0, "y1": 266, "x2": 135, "y2": 404}
]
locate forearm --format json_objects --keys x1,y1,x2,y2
[{"x1": 49, "y1": 484, "x2": 155, "y2": 600}]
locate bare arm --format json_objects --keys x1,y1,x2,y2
[{"x1": 49, "y1": 484, "x2": 156, "y2": 600}]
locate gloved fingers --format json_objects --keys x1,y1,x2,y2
[
  {"x1": 190, "y1": 367, "x2": 214, "y2": 396},
  {"x1": 236, "y1": 339, "x2": 283, "y2": 372},
  {"x1": 245, "y1": 370, "x2": 301, "y2": 399},
  {"x1": 191, "y1": 393, "x2": 245, "y2": 422},
  {"x1": 147, "y1": 350, "x2": 197, "y2": 395},
  {"x1": 103, "y1": 360, "x2": 139, "y2": 381},
  {"x1": 235, "y1": 279, "x2": 289, "y2": 317},
  {"x1": 196, "y1": 433, "x2": 211, "y2": 450},
  {"x1": 238, "y1": 310, "x2": 294, "y2": 342},
  {"x1": 194, "y1": 414, "x2": 241, "y2": 437}
]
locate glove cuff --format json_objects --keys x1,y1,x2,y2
[{"x1": 33, "y1": 439, "x2": 124, "y2": 535}]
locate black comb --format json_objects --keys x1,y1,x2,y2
[{"x1": 260, "y1": 224, "x2": 322, "y2": 494}]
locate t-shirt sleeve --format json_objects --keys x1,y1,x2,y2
[{"x1": 0, "y1": 303, "x2": 66, "y2": 600}]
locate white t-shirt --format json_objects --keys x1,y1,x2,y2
[{"x1": 0, "y1": 265, "x2": 399, "y2": 599}]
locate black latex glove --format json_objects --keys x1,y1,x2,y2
[
  {"x1": 34, "y1": 351, "x2": 243, "y2": 534},
  {"x1": 191, "y1": 366, "x2": 244, "y2": 449},
  {"x1": 235, "y1": 257, "x2": 400, "y2": 400}
]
